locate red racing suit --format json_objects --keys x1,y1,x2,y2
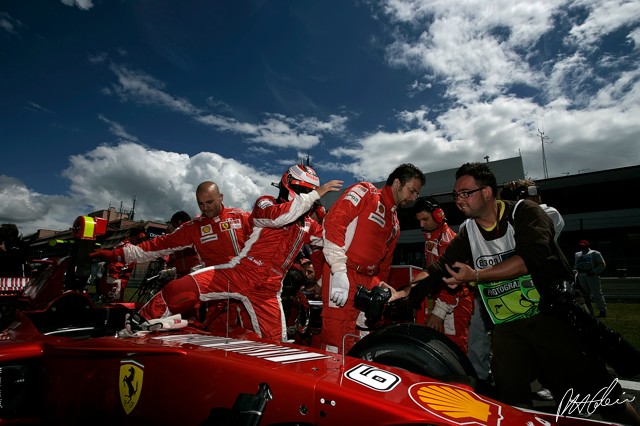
[
  {"x1": 320, "y1": 183, "x2": 399, "y2": 353},
  {"x1": 139, "y1": 191, "x2": 324, "y2": 343},
  {"x1": 97, "y1": 239, "x2": 135, "y2": 303},
  {"x1": 121, "y1": 205, "x2": 252, "y2": 269},
  {"x1": 423, "y1": 223, "x2": 473, "y2": 352}
]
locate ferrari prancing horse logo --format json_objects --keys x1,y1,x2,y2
[{"x1": 120, "y1": 360, "x2": 144, "y2": 415}]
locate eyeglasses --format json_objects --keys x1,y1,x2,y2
[
  {"x1": 451, "y1": 187, "x2": 485, "y2": 200},
  {"x1": 404, "y1": 185, "x2": 420, "y2": 196}
]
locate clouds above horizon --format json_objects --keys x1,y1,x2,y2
[
  {"x1": 104, "y1": 62, "x2": 349, "y2": 150},
  {"x1": 1, "y1": 0, "x2": 639, "y2": 235}
]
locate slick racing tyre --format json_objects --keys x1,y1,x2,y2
[{"x1": 348, "y1": 323, "x2": 477, "y2": 387}]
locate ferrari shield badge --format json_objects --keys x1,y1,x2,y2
[{"x1": 120, "y1": 360, "x2": 144, "y2": 414}]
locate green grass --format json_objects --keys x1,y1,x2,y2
[{"x1": 598, "y1": 302, "x2": 640, "y2": 349}]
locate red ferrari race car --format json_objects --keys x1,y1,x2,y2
[{"x1": 0, "y1": 217, "x2": 626, "y2": 425}]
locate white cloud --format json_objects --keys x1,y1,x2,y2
[
  {"x1": 0, "y1": 144, "x2": 282, "y2": 235},
  {"x1": 329, "y1": 0, "x2": 640, "y2": 183},
  {"x1": 335, "y1": 88, "x2": 640, "y2": 183},
  {"x1": 567, "y1": 0, "x2": 640, "y2": 48},
  {"x1": 0, "y1": 12, "x2": 25, "y2": 36},
  {"x1": 107, "y1": 64, "x2": 201, "y2": 116},
  {"x1": 98, "y1": 114, "x2": 140, "y2": 143},
  {"x1": 106, "y1": 63, "x2": 348, "y2": 149},
  {"x1": 628, "y1": 28, "x2": 640, "y2": 47},
  {"x1": 60, "y1": 0, "x2": 94, "y2": 11},
  {"x1": 0, "y1": 176, "x2": 78, "y2": 235}
]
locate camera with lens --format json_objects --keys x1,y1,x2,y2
[{"x1": 353, "y1": 284, "x2": 391, "y2": 324}]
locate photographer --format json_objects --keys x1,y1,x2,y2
[{"x1": 387, "y1": 163, "x2": 639, "y2": 424}]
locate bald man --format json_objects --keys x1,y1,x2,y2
[{"x1": 90, "y1": 181, "x2": 252, "y2": 273}]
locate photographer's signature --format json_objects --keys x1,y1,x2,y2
[{"x1": 556, "y1": 379, "x2": 635, "y2": 421}]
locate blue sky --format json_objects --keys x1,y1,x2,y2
[{"x1": 1, "y1": 0, "x2": 639, "y2": 235}]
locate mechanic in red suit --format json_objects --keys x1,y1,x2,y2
[
  {"x1": 91, "y1": 181, "x2": 252, "y2": 271},
  {"x1": 320, "y1": 163, "x2": 425, "y2": 354},
  {"x1": 411, "y1": 197, "x2": 473, "y2": 352},
  {"x1": 163, "y1": 210, "x2": 200, "y2": 278},
  {"x1": 97, "y1": 231, "x2": 147, "y2": 303},
  {"x1": 138, "y1": 165, "x2": 343, "y2": 342}
]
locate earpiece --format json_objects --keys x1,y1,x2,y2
[
  {"x1": 425, "y1": 197, "x2": 446, "y2": 224},
  {"x1": 431, "y1": 207, "x2": 446, "y2": 224}
]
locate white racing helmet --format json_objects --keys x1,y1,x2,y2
[{"x1": 278, "y1": 164, "x2": 320, "y2": 200}]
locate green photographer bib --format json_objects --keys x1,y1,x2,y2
[{"x1": 478, "y1": 274, "x2": 540, "y2": 324}]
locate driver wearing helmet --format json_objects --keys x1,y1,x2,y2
[{"x1": 138, "y1": 165, "x2": 343, "y2": 342}]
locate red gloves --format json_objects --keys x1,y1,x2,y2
[{"x1": 89, "y1": 247, "x2": 125, "y2": 263}]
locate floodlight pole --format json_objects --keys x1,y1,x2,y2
[{"x1": 538, "y1": 128, "x2": 551, "y2": 179}]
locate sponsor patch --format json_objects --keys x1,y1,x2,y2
[
  {"x1": 120, "y1": 360, "x2": 144, "y2": 415},
  {"x1": 368, "y1": 212, "x2": 385, "y2": 227},
  {"x1": 201, "y1": 234, "x2": 219, "y2": 243},
  {"x1": 257, "y1": 198, "x2": 274, "y2": 209},
  {"x1": 475, "y1": 250, "x2": 514, "y2": 269},
  {"x1": 409, "y1": 382, "x2": 503, "y2": 425},
  {"x1": 352, "y1": 184, "x2": 368, "y2": 197},
  {"x1": 345, "y1": 191, "x2": 362, "y2": 206},
  {"x1": 200, "y1": 225, "x2": 213, "y2": 236}
]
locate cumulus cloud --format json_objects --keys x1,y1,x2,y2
[
  {"x1": 0, "y1": 176, "x2": 79, "y2": 234},
  {"x1": 334, "y1": 0, "x2": 640, "y2": 181},
  {"x1": 0, "y1": 143, "x2": 281, "y2": 235},
  {"x1": 4, "y1": 0, "x2": 639, "y2": 237}
]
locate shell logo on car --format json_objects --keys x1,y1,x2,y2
[
  {"x1": 120, "y1": 360, "x2": 144, "y2": 415},
  {"x1": 409, "y1": 382, "x2": 503, "y2": 425}
]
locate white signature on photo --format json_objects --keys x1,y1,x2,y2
[{"x1": 556, "y1": 378, "x2": 635, "y2": 421}]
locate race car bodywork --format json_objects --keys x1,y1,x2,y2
[
  {"x1": 1, "y1": 287, "x2": 616, "y2": 425},
  {"x1": 0, "y1": 217, "x2": 617, "y2": 425},
  {"x1": 0, "y1": 300, "x2": 612, "y2": 425}
]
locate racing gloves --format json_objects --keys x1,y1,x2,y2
[
  {"x1": 89, "y1": 247, "x2": 125, "y2": 264},
  {"x1": 329, "y1": 271, "x2": 350, "y2": 307}
]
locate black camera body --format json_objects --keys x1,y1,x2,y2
[{"x1": 353, "y1": 285, "x2": 391, "y2": 324}]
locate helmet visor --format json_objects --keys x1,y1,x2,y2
[{"x1": 289, "y1": 183, "x2": 315, "y2": 194}]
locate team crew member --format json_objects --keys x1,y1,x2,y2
[
  {"x1": 574, "y1": 239, "x2": 607, "y2": 317},
  {"x1": 90, "y1": 181, "x2": 252, "y2": 270},
  {"x1": 163, "y1": 210, "x2": 200, "y2": 278},
  {"x1": 97, "y1": 231, "x2": 146, "y2": 302},
  {"x1": 387, "y1": 162, "x2": 639, "y2": 424},
  {"x1": 500, "y1": 179, "x2": 564, "y2": 240},
  {"x1": 320, "y1": 163, "x2": 425, "y2": 354},
  {"x1": 411, "y1": 197, "x2": 473, "y2": 352},
  {"x1": 138, "y1": 165, "x2": 343, "y2": 342}
]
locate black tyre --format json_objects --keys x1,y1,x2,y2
[{"x1": 348, "y1": 323, "x2": 477, "y2": 387}]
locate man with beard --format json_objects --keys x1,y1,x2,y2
[{"x1": 320, "y1": 163, "x2": 425, "y2": 354}]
